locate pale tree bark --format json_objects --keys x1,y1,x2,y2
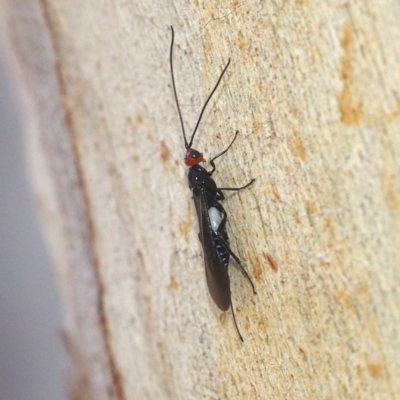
[{"x1": 1, "y1": 0, "x2": 400, "y2": 399}]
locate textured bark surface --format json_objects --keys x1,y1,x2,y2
[{"x1": 2, "y1": 0, "x2": 400, "y2": 399}]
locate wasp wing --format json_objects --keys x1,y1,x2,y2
[{"x1": 193, "y1": 191, "x2": 231, "y2": 311}]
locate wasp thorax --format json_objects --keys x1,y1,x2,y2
[{"x1": 184, "y1": 148, "x2": 204, "y2": 166}]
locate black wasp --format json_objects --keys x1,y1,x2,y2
[{"x1": 169, "y1": 26, "x2": 256, "y2": 341}]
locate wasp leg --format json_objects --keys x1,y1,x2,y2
[
  {"x1": 209, "y1": 131, "x2": 239, "y2": 176},
  {"x1": 217, "y1": 234, "x2": 257, "y2": 295},
  {"x1": 215, "y1": 189, "x2": 225, "y2": 201},
  {"x1": 219, "y1": 178, "x2": 255, "y2": 191}
]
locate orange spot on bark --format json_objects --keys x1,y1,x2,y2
[
  {"x1": 160, "y1": 140, "x2": 170, "y2": 163},
  {"x1": 293, "y1": 212, "x2": 301, "y2": 224},
  {"x1": 266, "y1": 253, "x2": 278, "y2": 272},
  {"x1": 367, "y1": 361, "x2": 385, "y2": 379},
  {"x1": 294, "y1": 0, "x2": 310, "y2": 6},
  {"x1": 169, "y1": 274, "x2": 179, "y2": 290},
  {"x1": 179, "y1": 203, "x2": 193, "y2": 240},
  {"x1": 134, "y1": 114, "x2": 143, "y2": 130},
  {"x1": 381, "y1": 166, "x2": 400, "y2": 213},
  {"x1": 339, "y1": 24, "x2": 363, "y2": 126},
  {"x1": 252, "y1": 260, "x2": 263, "y2": 282},
  {"x1": 272, "y1": 185, "x2": 282, "y2": 201},
  {"x1": 290, "y1": 135, "x2": 307, "y2": 161}
]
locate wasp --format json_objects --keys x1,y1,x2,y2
[{"x1": 170, "y1": 27, "x2": 256, "y2": 341}]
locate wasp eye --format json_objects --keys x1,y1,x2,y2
[{"x1": 185, "y1": 148, "x2": 204, "y2": 166}]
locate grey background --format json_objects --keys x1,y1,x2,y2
[{"x1": 0, "y1": 47, "x2": 65, "y2": 399}]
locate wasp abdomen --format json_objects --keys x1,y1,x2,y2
[{"x1": 212, "y1": 234, "x2": 230, "y2": 267}]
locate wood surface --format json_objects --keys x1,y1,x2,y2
[{"x1": 2, "y1": 0, "x2": 400, "y2": 399}]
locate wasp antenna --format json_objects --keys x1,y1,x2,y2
[
  {"x1": 170, "y1": 26, "x2": 189, "y2": 148},
  {"x1": 188, "y1": 57, "x2": 231, "y2": 149}
]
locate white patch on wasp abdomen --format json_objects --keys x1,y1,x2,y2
[{"x1": 208, "y1": 206, "x2": 223, "y2": 232}]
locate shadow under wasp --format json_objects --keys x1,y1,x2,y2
[{"x1": 169, "y1": 26, "x2": 257, "y2": 341}]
